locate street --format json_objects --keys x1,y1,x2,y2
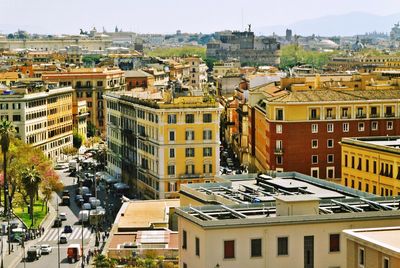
[{"x1": 15, "y1": 165, "x2": 93, "y2": 268}]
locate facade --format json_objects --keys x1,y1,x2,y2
[
  {"x1": 176, "y1": 186, "x2": 400, "y2": 268},
  {"x1": 341, "y1": 136, "x2": 400, "y2": 196},
  {"x1": 184, "y1": 57, "x2": 208, "y2": 90},
  {"x1": 207, "y1": 29, "x2": 280, "y2": 66},
  {"x1": 0, "y1": 84, "x2": 73, "y2": 159},
  {"x1": 125, "y1": 70, "x2": 155, "y2": 90},
  {"x1": 73, "y1": 100, "x2": 89, "y2": 139},
  {"x1": 344, "y1": 226, "x2": 400, "y2": 268},
  {"x1": 105, "y1": 89, "x2": 222, "y2": 199},
  {"x1": 249, "y1": 76, "x2": 400, "y2": 179},
  {"x1": 42, "y1": 68, "x2": 125, "y2": 135}
]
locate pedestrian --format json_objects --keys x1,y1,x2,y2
[
  {"x1": 86, "y1": 254, "x2": 90, "y2": 264},
  {"x1": 41, "y1": 227, "x2": 44, "y2": 234},
  {"x1": 102, "y1": 233, "x2": 105, "y2": 242}
]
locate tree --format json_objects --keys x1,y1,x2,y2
[
  {"x1": 0, "y1": 120, "x2": 14, "y2": 215},
  {"x1": 21, "y1": 166, "x2": 42, "y2": 227},
  {"x1": 94, "y1": 254, "x2": 116, "y2": 268},
  {"x1": 73, "y1": 130, "x2": 83, "y2": 149},
  {"x1": 87, "y1": 121, "x2": 97, "y2": 138}
]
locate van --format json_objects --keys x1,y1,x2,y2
[
  {"x1": 78, "y1": 210, "x2": 89, "y2": 224},
  {"x1": 27, "y1": 246, "x2": 41, "y2": 261},
  {"x1": 67, "y1": 244, "x2": 81, "y2": 263}
]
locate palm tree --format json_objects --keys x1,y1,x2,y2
[
  {"x1": 0, "y1": 120, "x2": 14, "y2": 215},
  {"x1": 21, "y1": 166, "x2": 41, "y2": 227}
]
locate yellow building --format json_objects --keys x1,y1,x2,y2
[
  {"x1": 0, "y1": 83, "x2": 73, "y2": 160},
  {"x1": 73, "y1": 100, "x2": 89, "y2": 140},
  {"x1": 341, "y1": 136, "x2": 400, "y2": 196},
  {"x1": 344, "y1": 226, "x2": 400, "y2": 268},
  {"x1": 105, "y1": 89, "x2": 223, "y2": 199},
  {"x1": 42, "y1": 67, "x2": 125, "y2": 135}
]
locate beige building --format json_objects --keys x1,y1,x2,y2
[
  {"x1": 184, "y1": 56, "x2": 208, "y2": 90},
  {"x1": 176, "y1": 173, "x2": 400, "y2": 268},
  {"x1": 344, "y1": 226, "x2": 400, "y2": 268},
  {"x1": 0, "y1": 84, "x2": 73, "y2": 159},
  {"x1": 73, "y1": 100, "x2": 89, "y2": 139}
]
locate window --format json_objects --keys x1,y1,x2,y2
[
  {"x1": 203, "y1": 130, "x2": 212, "y2": 140},
  {"x1": 327, "y1": 167, "x2": 335, "y2": 179},
  {"x1": 12, "y1": 115, "x2": 21, "y2": 121},
  {"x1": 326, "y1": 108, "x2": 333, "y2": 118},
  {"x1": 185, "y1": 130, "x2": 195, "y2": 141},
  {"x1": 312, "y1": 155, "x2": 318, "y2": 164},
  {"x1": 97, "y1": 81, "x2": 103, "y2": 87},
  {"x1": 195, "y1": 237, "x2": 200, "y2": 256},
  {"x1": 251, "y1": 238, "x2": 262, "y2": 257},
  {"x1": 276, "y1": 109, "x2": 283, "y2": 120},
  {"x1": 276, "y1": 156, "x2": 283, "y2": 165},
  {"x1": 373, "y1": 161, "x2": 377, "y2": 174},
  {"x1": 359, "y1": 248, "x2": 365, "y2": 267},
  {"x1": 203, "y1": 113, "x2": 212, "y2": 123},
  {"x1": 276, "y1": 124, "x2": 282, "y2": 134},
  {"x1": 169, "y1": 131, "x2": 175, "y2": 141},
  {"x1": 358, "y1": 122, "x2": 365, "y2": 132},
  {"x1": 327, "y1": 123, "x2": 334, "y2": 133},
  {"x1": 183, "y1": 264, "x2": 187, "y2": 268},
  {"x1": 311, "y1": 168, "x2": 319, "y2": 178},
  {"x1": 327, "y1": 139, "x2": 334, "y2": 148},
  {"x1": 366, "y1": 159, "x2": 369, "y2": 172},
  {"x1": 224, "y1": 240, "x2": 235, "y2": 259},
  {"x1": 311, "y1": 124, "x2": 318, "y2": 133},
  {"x1": 277, "y1": 237, "x2": 288, "y2": 256},
  {"x1": 387, "y1": 121, "x2": 393, "y2": 130},
  {"x1": 203, "y1": 147, "x2": 212, "y2": 157},
  {"x1": 185, "y1": 114, "x2": 195, "y2": 123},
  {"x1": 169, "y1": 148, "x2": 175, "y2": 158},
  {"x1": 182, "y1": 230, "x2": 187, "y2": 249},
  {"x1": 167, "y1": 165, "x2": 175, "y2": 175},
  {"x1": 311, "y1": 139, "x2": 318, "y2": 149},
  {"x1": 345, "y1": 155, "x2": 348, "y2": 167},
  {"x1": 327, "y1": 154, "x2": 334, "y2": 163},
  {"x1": 372, "y1": 121, "x2": 378, "y2": 130},
  {"x1": 203, "y1": 164, "x2": 213, "y2": 173},
  {"x1": 343, "y1": 122, "x2": 349, "y2": 132},
  {"x1": 168, "y1": 114, "x2": 177, "y2": 124},
  {"x1": 329, "y1": 234, "x2": 340, "y2": 252},
  {"x1": 185, "y1": 164, "x2": 195, "y2": 174},
  {"x1": 310, "y1": 108, "x2": 318, "y2": 119},
  {"x1": 352, "y1": 156, "x2": 355, "y2": 168},
  {"x1": 383, "y1": 257, "x2": 390, "y2": 268},
  {"x1": 342, "y1": 107, "x2": 349, "y2": 118},
  {"x1": 185, "y1": 148, "x2": 195, "y2": 157},
  {"x1": 371, "y1": 106, "x2": 377, "y2": 116}
]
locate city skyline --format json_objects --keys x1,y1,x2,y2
[{"x1": 1, "y1": 0, "x2": 400, "y2": 35}]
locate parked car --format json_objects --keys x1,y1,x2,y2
[
  {"x1": 40, "y1": 244, "x2": 52, "y2": 254},
  {"x1": 59, "y1": 213, "x2": 67, "y2": 221},
  {"x1": 59, "y1": 234, "x2": 68, "y2": 244},
  {"x1": 82, "y1": 203, "x2": 91, "y2": 210},
  {"x1": 83, "y1": 193, "x2": 92, "y2": 203},
  {"x1": 62, "y1": 196, "x2": 70, "y2": 206},
  {"x1": 77, "y1": 198, "x2": 85, "y2": 207},
  {"x1": 62, "y1": 190, "x2": 70, "y2": 197},
  {"x1": 63, "y1": 225, "x2": 73, "y2": 233},
  {"x1": 75, "y1": 194, "x2": 83, "y2": 203}
]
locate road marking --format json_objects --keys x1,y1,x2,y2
[{"x1": 38, "y1": 227, "x2": 91, "y2": 242}]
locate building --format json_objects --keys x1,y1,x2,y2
[
  {"x1": 73, "y1": 100, "x2": 89, "y2": 140},
  {"x1": 105, "y1": 88, "x2": 223, "y2": 199},
  {"x1": 42, "y1": 68, "x2": 125, "y2": 135},
  {"x1": 176, "y1": 172, "x2": 400, "y2": 268},
  {"x1": 341, "y1": 136, "x2": 400, "y2": 196},
  {"x1": 184, "y1": 56, "x2": 208, "y2": 90},
  {"x1": 0, "y1": 83, "x2": 73, "y2": 159},
  {"x1": 249, "y1": 78, "x2": 400, "y2": 179},
  {"x1": 125, "y1": 70, "x2": 154, "y2": 90},
  {"x1": 344, "y1": 226, "x2": 400, "y2": 268},
  {"x1": 207, "y1": 28, "x2": 280, "y2": 66},
  {"x1": 103, "y1": 199, "x2": 180, "y2": 264}
]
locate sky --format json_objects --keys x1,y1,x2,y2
[{"x1": 1, "y1": 0, "x2": 400, "y2": 35}]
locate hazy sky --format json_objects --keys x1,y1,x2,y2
[{"x1": 1, "y1": 0, "x2": 400, "y2": 34}]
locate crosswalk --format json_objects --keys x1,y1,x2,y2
[{"x1": 38, "y1": 227, "x2": 91, "y2": 242}]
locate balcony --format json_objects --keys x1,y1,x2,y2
[
  {"x1": 309, "y1": 116, "x2": 320, "y2": 120},
  {"x1": 385, "y1": 113, "x2": 395, "y2": 118},
  {"x1": 274, "y1": 148, "x2": 284, "y2": 155},
  {"x1": 180, "y1": 173, "x2": 203, "y2": 179},
  {"x1": 356, "y1": 113, "x2": 366, "y2": 119},
  {"x1": 325, "y1": 115, "x2": 335, "y2": 120},
  {"x1": 370, "y1": 114, "x2": 379, "y2": 118}
]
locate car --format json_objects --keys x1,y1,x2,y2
[
  {"x1": 75, "y1": 194, "x2": 83, "y2": 203},
  {"x1": 59, "y1": 234, "x2": 67, "y2": 244},
  {"x1": 62, "y1": 196, "x2": 70, "y2": 206},
  {"x1": 59, "y1": 213, "x2": 67, "y2": 221},
  {"x1": 77, "y1": 198, "x2": 85, "y2": 207},
  {"x1": 63, "y1": 225, "x2": 73, "y2": 233},
  {"x1": 62, "y1": 190, "x2": 70, "y2": 197},
  {"x1": 54, "y1": 163, "x2": 66, "y2": 170},
  {"x1": 82, "y1": 203, "x2": 91, "y2": 210},
  {"x1": 27, "y1": 246, "x2": 41, "y2": 261},
  {"x1": 40, "y1": 244, "x2": 52, "y2": 254},
  {"x1": 83, "y1": 193, "x2": 92, "y2": 202},
  {"x1": 52, "y1": 218, "x2": 62, "y2": 228}
]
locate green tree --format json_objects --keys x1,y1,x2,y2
[
  {"x1": 87, "y1": 121, "x2": 97, "y2": 138},
  {"x1": 21, "y1": 166, "x2": 42, "y2": 227},
  {"x1": 94, "y1": 254, "x2": 116, "y2": 268},
  {"x1": 0, "y1": 120, "x2": 14, "y2": 214},
  {"x1": 145, "y1": 46, "x2": 206, "y2": 59},
  {"x1": 73, "y1": 130, "x2": 83, "y2": 149}
]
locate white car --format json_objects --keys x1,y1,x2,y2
[
  {"x1": 40, "y1": 244, "x2": 52, "y2": 254},
  {"x1": 59, "y1": 213, "x2": 67, "y2": 221}
]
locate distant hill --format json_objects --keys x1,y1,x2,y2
[{"x1": 256, "y1": 12, "x2": 400, "y2": 36}]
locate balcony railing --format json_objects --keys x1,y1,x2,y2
[
  {"x1": 309, "y1": 116, "x2": 320, "y2": 120},
  {"x1": 385, "y1": 113, "x2": 395, "y2": 118},
  {"x1": 370, "y1": 114, "x2": 379, "y2": 118},
  {"x1": 274, "y1": 148, "x2": 284, "y2": 155},
  {"x1": 356, "y1": 113, "x2": 366, "y2": 119}
]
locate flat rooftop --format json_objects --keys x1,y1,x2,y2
[
  {"x1": 114, "y1": 199, "x2": 180, "y2": 231},
  {"x1": 181, "y1": 172, "x2": 373, "y2": 205},
  {"x1": 344, "y1": 226, "x2": 400, "y2": 256},
  {"x1": 342, "y1": 136, "x2": 400, "y2": 155}
]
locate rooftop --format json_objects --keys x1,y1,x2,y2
[{"x1": 342, "y1": 136, "x2": 400, "y2": 155}]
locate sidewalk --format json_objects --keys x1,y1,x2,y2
[{"x1": 3, "y1": 204, "x2": 57, "y2": 268}]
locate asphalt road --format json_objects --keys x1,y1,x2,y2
[{"x1": 15, "y1": 165, "x2": 93, "y2": 268}]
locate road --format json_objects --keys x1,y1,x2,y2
[{"x1": 15, "y1": 165, "x2": 93, "y2": 268}]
